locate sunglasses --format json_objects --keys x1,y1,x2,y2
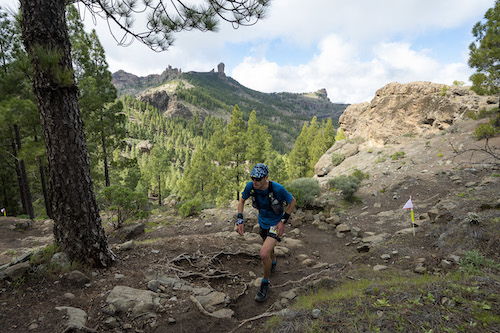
[{"x1": 251, "y1": 177, "x2": 264, "y2": 181}]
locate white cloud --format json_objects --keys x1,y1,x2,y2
[
  {"x1": 232, "y1": 34, "x2": 475, "y2": 103},
  {"x1": 0, "y1": 0, "x2": 494, "y2": 103}
]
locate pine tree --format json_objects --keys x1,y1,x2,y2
[
  {"x1": 179, "y1": 147, "x2": 217, "y2": 201},
  {"x1": 309, "y1": 119, "x2": 335, "y2": 171},
  {"x1": 288, "y1": 122, "x2": 310, "y2": 178},
  {"x1": 222, "y1": 105, "x2": 247, "y2": 201},
  {"x1": 246, "y1": 110, "x2": 272, "y2": 165},
  {"x1": 469, "y1": 0, "x2": 500, "y2": 126}
]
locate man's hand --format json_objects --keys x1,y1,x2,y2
[
  {"x1": 236, "y1": 216, "x2": 244, "y2": 235},
  {"x1": 277, "y1": 220, "x2": 285, "y2": 237},
  {"x1": 236, "y1": 222, "x2": 244, "y2": 235}
]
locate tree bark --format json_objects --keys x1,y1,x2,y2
[{"x1": 20, "y1": 0, "x2": 114, "y2": 267}]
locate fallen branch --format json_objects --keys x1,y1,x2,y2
[
  {"x1": 229, "y1": 310, "x2": 284, "y2": 333},
  {"x1": 166, "y1": 265, "x2": 237, "y2": 279},
  {"x1": 273, "y1": 269, "x2": 330, "y2": 288},
  {"x1": 209, "y1": 250, "x2": 260, "y2": 263},
  {"x1": 189, "y1": 295, "x2": 215, "y2": 317}
]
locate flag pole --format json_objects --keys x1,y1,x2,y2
[{"x1": 410, "y1": 208, "x2": 415, "y2": 236}]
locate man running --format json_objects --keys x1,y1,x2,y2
[{"x1": 236, "y1": 163, "x2": 296, "y2": 302}]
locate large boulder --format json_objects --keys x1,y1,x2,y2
[{"x1": 338, "y1": 81, "x2": 497, "y2": 147}]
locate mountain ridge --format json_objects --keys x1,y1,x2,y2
[{"x1": 111, "y1": 65, "x2": 349, "y2": 151}]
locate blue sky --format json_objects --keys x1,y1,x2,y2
[{"x1": 0, "y1": 0, "x2": 495, "y2": 103}]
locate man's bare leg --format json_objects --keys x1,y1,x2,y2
[{"x1": 260, "y1": 237, "x2": 277, "y2": 279}]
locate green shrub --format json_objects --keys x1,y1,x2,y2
[
  {"x1": 99, "y1": 185, "x2": 150, "y2": 229},
  {"x1": 335, "y1": 128, "x2": 346, "y2": 141},
  {"x1": 473, "y1": 123, "x2": 499, "y2": 140},
  {"x1": 351, "y1": 169, "x2": 369, "y2": 181},
  {"x1": 460, "y1": 249, "x2": 500, "y2": 275},
  {"x1": 391, "y1": 151, "x2": 405, "y2": 160},
  {"x1": 328, "y1": 175, "x2": 361, "y2": 201},
  {"x1": 286, "y1": 178, "x2": 321, "y2": 208},
  {"x1": 179, "y1": 198, "x2": 202, "y2": 218},
  {"x1": 331, "y1": 152, "x2": 345, "y2": 166},
  {"x1": 440, "y1": 85, "x2": 448, "y2": 96}
]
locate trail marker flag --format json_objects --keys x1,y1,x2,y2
[
  {"x1": 402, "y1": 197, "x2": 415, "y2": 236},
  {"x1": 403, "y1": 197, "x2": 413, "y2": 210}
]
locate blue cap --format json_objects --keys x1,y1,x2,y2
[{"x1": 250, "y1": 163, "x2": 268, "y2": 178}]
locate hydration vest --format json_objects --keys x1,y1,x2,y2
[{"x1": 250, "y1": 181, "x2": 284, "y2": 215}]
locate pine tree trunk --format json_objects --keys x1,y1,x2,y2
[
  {"x1": 38, "y1": 160, "x2": 52, "y2": 219},
  {"x1": 34, "y1": 130, "x2": 52, "y2": 218},
  {"x1": 10, "y1": 126, "x2": 29, "y2": 216},
  {"x1": 14, "y1": 125, "x2": 34, "y2": 219},
  {"x1": 20, "y1": 0, "x2": 114, "y2": 267},
  {"x1": 101, "y1": 120, "x2": 110, "y2": 187},
  {"x1": 158, "y1": 173, "x2": 162, "y2": 206}
]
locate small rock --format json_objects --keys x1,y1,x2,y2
[
  {"x1": 66, "y1": 271, "x2": 90, "y2": 287},
  {"x1": 350, "y1": 227, "x2": 361, "y2": 237},
  {"x1": 104, "y1": 317, "x2": 120, "y2": 328},
  {"x1": 168, "y1": 317, "x2": 176, "y2": 324},
  {"x1": 280, "y1": 289, "x2": 297, "y2": 300},
  {"x1": 64, "y1": 293, "x2": 75, "y2": 299},
  {"x1": 148, "y1": 280, "x2": 160, "y2": 291},
  {"x1": 51, "y1": 252, "x2": 70, "y2": 270},
  {"x1": 114, "y1": 273, "x2": 125, "y2": 279},
  {"x1": 55, "y1": 306, "x2": 87, "y2": 329},
  {"x1": 380, "y1": 254, "x2": 391, "y2": 260},
  {"x1": 28, "y1": 323, "x2": 39, "y2": 331},
  {"x1": 373, "y1": 265, "x2": 388, "y2": 271},
  {"x1": 336, "y1": 224, "x2": 350, "y2": 233},
  {"x1": 311, "y1": 308, "x2": 322, "y2": 319},
  {"x1": 117, "y1": 240, "x2": 135, "y2": 251},
  {"x1": 441, "y1": 260, "x2": 453, "y2": 268},
  {"x1": 301, "y1": 259, "x2": 315, "y2": 266},
  {"x1": 356, "y1": 244, "x2": 371, "y2": 253},
  {"x1": 414, "y1": 266, "x2": 426, "y2": 274},
  {"x1": 297, "y1": 254, "x2": 309, "y2": 261},
  {"x1": 4, "y1": 261, "x2": 30, "y2": 281}
]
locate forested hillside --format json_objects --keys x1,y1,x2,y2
[{"x1": 113, "y1": 68, "x2": 348, "y2": 152}]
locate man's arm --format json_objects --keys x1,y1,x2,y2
[
  {"x1": 276, "y1": 196, "x2": 295, "y2": 237},
  {"x1": 285, "y1": 197, "x2": 296, "y2": 215},
  {"x1": 236, "y1": 197, "x2": 246, "y2": 235}
]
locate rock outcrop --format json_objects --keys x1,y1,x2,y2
[{"x1": 339, "y1": 81, "x2": 497, "y2": 147}]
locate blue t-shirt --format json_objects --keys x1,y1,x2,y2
[{"x1": 241, "y1": 181, "x2": 293, "y2": 229}]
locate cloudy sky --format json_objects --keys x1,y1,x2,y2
[{"x1": 0, "y1": 0, "x2": 495, "y2": 103}]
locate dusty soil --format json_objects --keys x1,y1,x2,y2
[{"x1": 0, "y1": 119, "x2": 499, "y2": 333}]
